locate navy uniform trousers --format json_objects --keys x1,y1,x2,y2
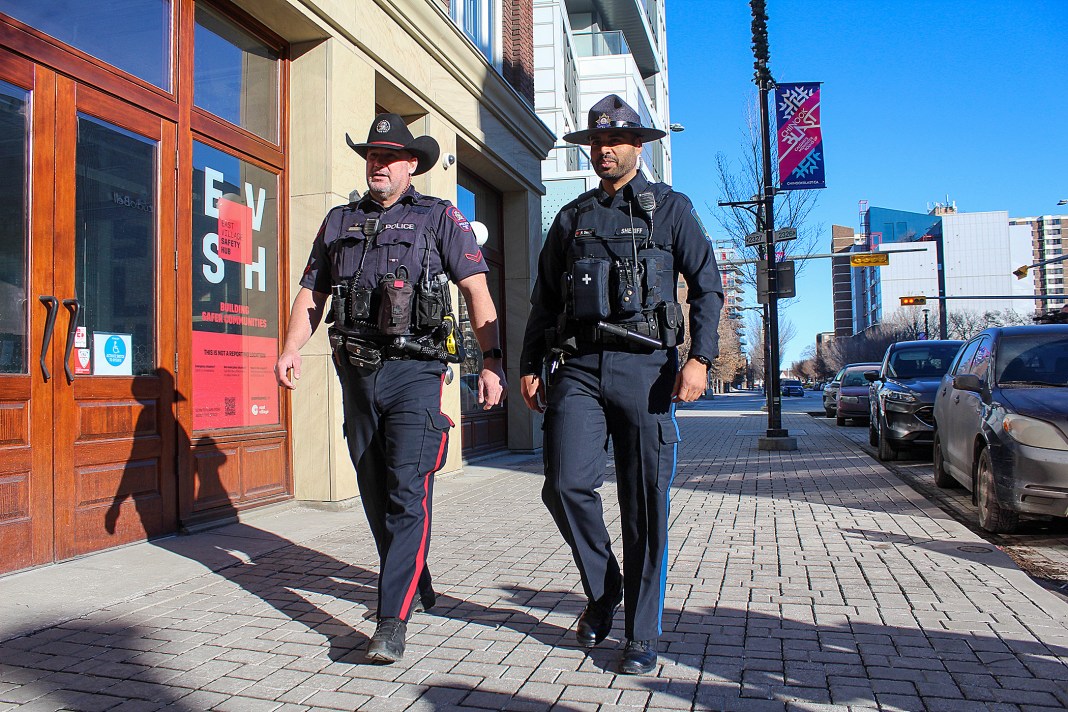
[
  {"x1": 542, "y1": 346, "x2": 680, "y2": 642},
  {"x1": 334, "y1": 355, "x2": 452, "y2": 621}
]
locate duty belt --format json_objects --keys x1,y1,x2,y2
[{"x1": 570, "y1": 317, "x2": 661, "y2": 350}]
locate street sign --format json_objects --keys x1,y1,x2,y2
[
  {"x1": 850, "y1": 252, "x2": 890, "y2": 267},
  {"x1": 756, "y1": 260, "x2": 796, "y2": 303},
  {"x1": 745, "y1": 227, "x2": 797, "y2": 247}
]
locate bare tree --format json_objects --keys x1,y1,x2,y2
[
  {"x1": 711, "y1": 312, "x2": 748, "y2": 391},
  {"x1": 945, "y1": 308, "x2": 1033, "y2": 340},
  {"x1": 745, "y1": 310, "x2": 796, "y2": 380},
  {"x1": 709, "y1": 94, "x2": 822, "y2": 297}
]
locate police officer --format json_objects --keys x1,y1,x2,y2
[
  {"x1": 519, "y1": 95, "x2": 722, "y2": 674},
  {"x1": 276, "y1": 114, "x2": 507, "y2": 664}
]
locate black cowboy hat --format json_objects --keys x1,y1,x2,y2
[
  {"x1": 562, "y1": 94, "x2": 667, "y2": 146},
  {"x1": 346, "y1": 113, "x2": 440, "y2": 176}
]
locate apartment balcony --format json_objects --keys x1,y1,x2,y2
[{"x1": 584, "y1": 0, "x2": 661, "y2": 79}]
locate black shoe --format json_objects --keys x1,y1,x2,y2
[
  {"x1": 575, "y1": 595, "x2": 620, "y2": 647},
  {"x1": 619, "y1": 639, "x2": 657, "y2": 675},
  {"x1": 413, "y1": 587, "x2": 437, "y2": 613},
  {"x1": 366, "y1": 618, "x2": 406, "y2": 664}
]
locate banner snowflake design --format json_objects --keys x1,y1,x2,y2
[
  {"x1": 777, "y1": 85, "x2": 815, "y2": 119},
  {"x1": 793, "y1": 152, "x2": 822, "y2": 178}
]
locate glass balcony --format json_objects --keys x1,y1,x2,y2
[{"x1": 572, "y1": 30, "x2": 630, "y2": 58}]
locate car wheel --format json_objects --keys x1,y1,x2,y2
[
  {"x1": 932, "y1": 432, "x2": 957, "y2": 488},
  {"x1": 976, "y1": 448, "x2": 1019, "y2": 534},
  {"x1": 868, "y1": 419, "x2": 878, "y2": 446},
  {"x1": 876, "y1": 418, "x2": 897, "y2": 461},
  {"x1": 836, "y1": 415, "x2": 846, "y2": 426}
]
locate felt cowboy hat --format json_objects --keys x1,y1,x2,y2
[
  {"x1": 346, "y1": 113, "x2": 441, "y2": 176},
  {"x1": 562, "y1": 94, "x2": 667, "y2": 146}
]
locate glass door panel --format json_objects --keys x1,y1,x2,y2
[
  {"x1": 75, "y1": 114, "x2": 157, "y2": 376},
  {"x1": 0, "y1": 79, "x2": 29, "y2": 375}
]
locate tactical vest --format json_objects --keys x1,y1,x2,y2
[
  {"x1": 562, "y1": 183, "x2": 683, "y2": 347},
  {"x1": 324, "y1": 194, "x2": 452, "y2": 340}
]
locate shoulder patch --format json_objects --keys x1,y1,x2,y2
[
  {"x1": 691, "y1": 208, "x2": 712, "y2": 243},
  {"x1": 464, "y1": 249, "x2": 483, "y2": 263},
  {"x1": 447, "y1": 206, "x2": 472, "y2": 232}
]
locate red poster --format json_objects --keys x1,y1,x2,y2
[
  {"x1": 218, "y1": 197, "x2": 252, "y2": 264},
  {"x1": 192, "y1": 332, "x2": 278, "y2": 429}
]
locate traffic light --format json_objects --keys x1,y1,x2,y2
[{"x1": 900, "y1": 296, "x2": 927, "y2": 306}]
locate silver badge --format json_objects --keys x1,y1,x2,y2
[{"x1": 375, "y1": 120, "x2": 391, "y2": 133}]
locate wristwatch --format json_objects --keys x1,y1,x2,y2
[
  {"x1": 689, "y1": 354, "x2": 712, "y2": 368},
  {"x1": 482, "y1": 348, "x2": 504, "y2": 360}
]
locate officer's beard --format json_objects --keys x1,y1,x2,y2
[
  {"x1": 367, "y1": 173, "x2": 412, "y2": 205},
  {"x1": 593, "y1": 152, "x2": 638, "y2": 182}
]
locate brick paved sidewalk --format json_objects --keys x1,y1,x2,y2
[{"x1": 2, "y1": 392, "x2": 1068, "y2": 711}]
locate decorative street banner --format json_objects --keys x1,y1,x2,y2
[{"x1": 775, "y1": 82, "x2": 825, "y2": 190}]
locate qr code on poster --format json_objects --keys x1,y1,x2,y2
[{"x1": 224, "y1": 397, "x2": 237, "y2": 417}]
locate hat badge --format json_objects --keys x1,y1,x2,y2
[
  {"x1": 595, "y1": 112, "x2": 611, "y2": 128},
  {"x1": 375, "y1": 119, "x2": 391, "y2": 134}
]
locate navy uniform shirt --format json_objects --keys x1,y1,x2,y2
[
  {"x1": 520, "y1": 173, "x2": 724, "y2": 374},
  {"x1": 300, "y1": 186, "x2": 488, "y2": 293}
]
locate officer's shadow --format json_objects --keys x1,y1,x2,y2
[{"x1": 104, "y1": 373, "x2": 569, "y2": 663}]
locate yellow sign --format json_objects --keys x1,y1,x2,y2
[{"x1": 850, "y1": 252, "x2": 890, "y2": 267}]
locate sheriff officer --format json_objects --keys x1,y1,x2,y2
[
  {"x1": 276, "y1": 114, "x2": 507, "y2": 664},
  {"x1": 519, "y1": 95, "x2": 722, "y2": 674}
]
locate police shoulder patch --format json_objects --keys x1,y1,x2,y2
[{"x1": 447, "y1": 206, "x2": 471, "y2": 232}]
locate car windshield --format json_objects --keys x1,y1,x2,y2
[
  {"x1": 841, "y1": 371, "x2": 868, "y2": 387},
  {"x1": 887, "y1": 344, "x2": 961, "y2": 379},
  {"x1": 996, "y1": 334, "x2": 1068, "y2": 386},
  {"x1": 782, "y1": 380, "x2": 801, "y2": 386}
]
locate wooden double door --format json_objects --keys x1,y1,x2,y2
[{"x1": 0, "y1": 52, "x2": 178, "y2": 573}]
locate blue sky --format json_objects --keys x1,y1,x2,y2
[{"x1": 667, "y1": 0, "x2": 1068, "y2": 366}]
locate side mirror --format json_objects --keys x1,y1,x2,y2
[
  {"x1": 952, "y1": 373, "x2": 984, "y2": 394},
  {"x1": 863, "y1": 370, "x2": 880, "y2": 382}
]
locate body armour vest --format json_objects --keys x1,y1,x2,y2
[
  {"x1": 323, "y1": 195, "x2": 451, "y2": 339},
  {"x1": 564, "y1": 183, "x2": 681, "y2": 343}
]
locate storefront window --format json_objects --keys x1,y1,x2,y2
[
  {"x1": 456, "y1": 173, "x2": 504, "y2": 416},
  {"x1": 0, "y1": 81, "x2": 28, "y2": 374},
  {"x1": 75, "y1": 114, "x2": 157, "y2": 376},
  {"x1": 191, "y1": 141, "x2": 279, "y2": 430},
  {"x1": 0, "y1": 1, "x2": 171, "y2": 90},
  {"x1": 194, "y1": 3, "x2": 279, "y2": 143}
]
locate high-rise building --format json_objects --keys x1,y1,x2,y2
[
  {"x1": 534, "y1": 0, "x2": 672, "y2": 219},
  {"x1": 1008, "y1": 215, "x2": 1068, "y2": 311},
  {"x1": 839, "y1": 205, "x2": 1034, "y2": 336}
]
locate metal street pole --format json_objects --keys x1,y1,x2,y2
[{"x1": 751, "y1": 0, "x2": 788, "y2": 440}]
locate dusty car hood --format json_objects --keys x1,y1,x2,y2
[
  {"x1": 999, "y1": 387, "x2": 1068, "y2": 429},
  {"x1": 887, "y1": 377, "x2": 942, "y2": 401}
]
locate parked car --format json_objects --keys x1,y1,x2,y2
[
  {"x1": 780, "y1": 379, "x2": 804, "y2": 397},
  {"x1": 822, "y1": 367, "x2": 846, "y2": 417},
  {"x1": 835, "y1": 363, "x2": 881, "y2": 426},
  {"x1": 866, "y1": 339, "x2": 964, "y2": 461},
  {"x1": 932, "y1": 325, "x2": 1068, "y2": 533}
]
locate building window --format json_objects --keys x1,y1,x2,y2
[
  {"x1": 0, "y1": 0, "x2": 171, "y2": 89},
  {"x1": 190, "y1": 141, "x2": 280, "y2": 431},
  {"x1": 0, "y1": 80, "x2": 28, "y2": 374},
  {"x1": 451, "y1": 0, "x2": 497, "y2": 63},
  {"x1": 194, "y1": 2, "x2": 279, "y2": 142}
]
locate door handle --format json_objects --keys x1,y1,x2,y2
[
  {"x1": 38, "y1": 295, "x2": 59, "y2": 382},
  {"x1": 62, "y1": 298, "x2": 81, "y2": 384}
]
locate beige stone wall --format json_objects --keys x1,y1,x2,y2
[{"x1": 232, "y1": 0, "x2": 554, "y2": 500}]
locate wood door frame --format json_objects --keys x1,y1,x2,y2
[
  {"x1": 0, "y1": 49, "x2": 56, "y2": 572},
  {"x1": 51, "y1": 77, "x2": 179, "y2": 560}
]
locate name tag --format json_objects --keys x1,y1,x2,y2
[{"x1": 616, "y1": 227, "x2": 646, "y2": 235}]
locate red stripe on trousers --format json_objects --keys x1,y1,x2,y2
[{"x1": 399, "y1": 432, "x2": 447, "y2": 618}]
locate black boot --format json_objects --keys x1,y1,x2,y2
[
  {"x1": 366, "y1": 618, "x2": 406, "y2": 664},
  {"x1": 619, "y1": 639, "x2": 657, "y2": 675},
  {"x1": 575, "y1": 593, "x2": 621, "y2": 647}
]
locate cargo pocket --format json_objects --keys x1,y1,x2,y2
[
  {"x1": 656, "y1": 417, "x2": 681, "y2": 492},
  {"x1": 419, "y1": 410, "x2": 452, "y2": 475}
]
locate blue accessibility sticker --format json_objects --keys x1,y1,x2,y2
[{"x1": 104, "y1": 335, "x2": 127, "y2": 367}]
